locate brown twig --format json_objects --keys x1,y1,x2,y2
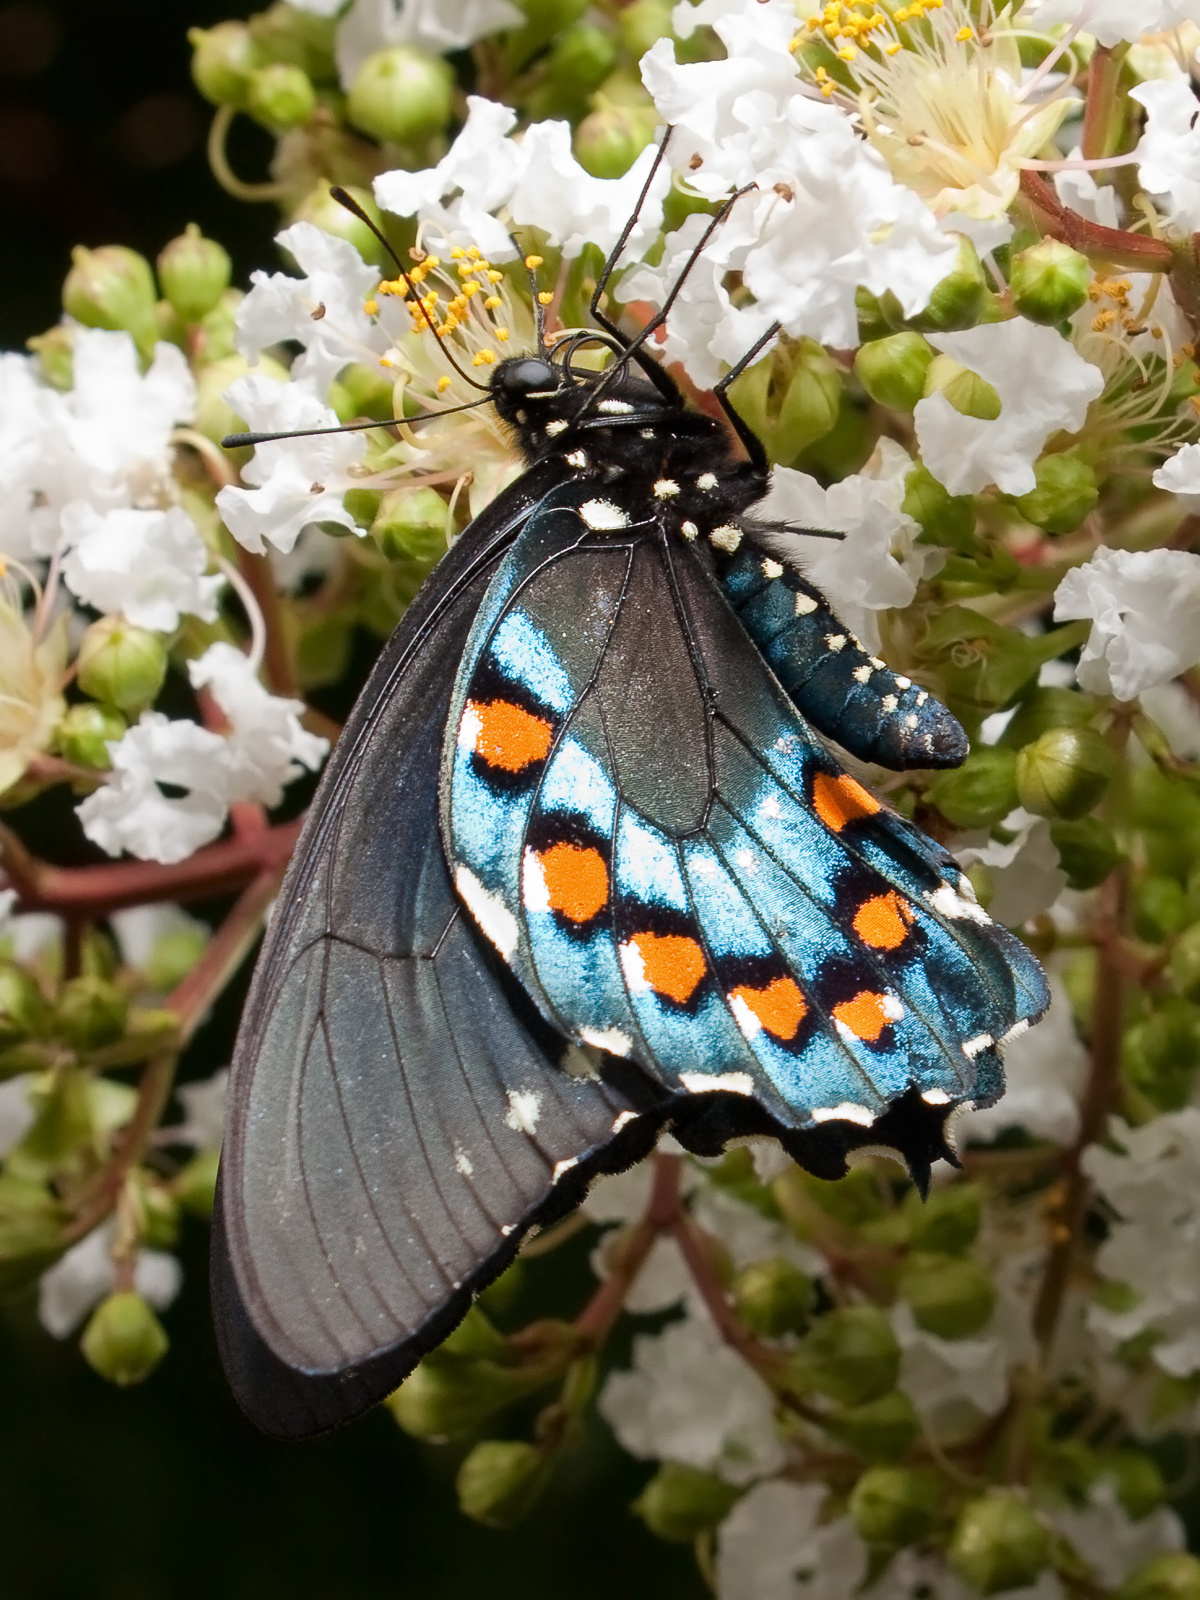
[
  {"x1": 574, "y1": 1153, "x2": 683, "y2": 1346},
  {"x1": 1019, "y1": 172, "x2": 1175, "y2": 273},
  {"x1": 235, "y1": 546, "x2": 301, "y2": 699}
]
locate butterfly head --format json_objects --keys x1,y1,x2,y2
[{"x1": 489, "y1": 346, "x2": 673, "y2": 465}]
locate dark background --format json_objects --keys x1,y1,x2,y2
[{"x1": 0, "y1": 3, "x2": 705, "y2": 1593}]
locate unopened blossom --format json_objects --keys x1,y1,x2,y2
[
  {"x1": 914, "y1": 320, "x2": 1104, "y2": 496},
  {"x1": 1085, "y1": 1110, "x2": 1200, "y2": 1378},
  {"x1": 1052, "y1": 1483, "x2": 1184, "y2": 1588},
  {"x1": 0, "y1": 577, "x2": 66, "y2": 796},
  {"x1": 716, "y1": 1480, "x2": 867, "y2": 1600},
  {"x1": 60, "y1": 503, "x2": 222, "y2": 632},
  {"x1": 1023, "y1": 0, "x2": 1200, "y2": 48},
  {"x1": 77, "y1": 712, "x2": 231, "y2": 865},
  {"x1": 953, "y1": 814, "x2": 1068, "y2": 930},
  {"x1": 0, "y1": 1074, "x2": 35, "y2": 1159},
  {"x1": 1054, "y1": 546, "x2": 1200, "y2": 702},
  {"x1": 0, "y1": 354, "x2": 62, "y2": 561},
  {"x1": 334, "y1": 0, "x2": 522, "y2": 89},
  {"x1": 188, "y1": 642, "x2": 328, "y2": 807},
  {"x1": 37, "y1": 1218, "x2": 182, "y2": 1338},
  {"x1": 1131, "y1": 76, "x2": 1200, "y2": 237},
  {"x1": 598, "y1": 1311, "x2": 785, "y2": 1484},
  {"x1": 216, "y1": 374, "x2": 366, "y2": 555},
  {"x1": 959, "y1": 977, "x2": 1086, "y2": 1146}
]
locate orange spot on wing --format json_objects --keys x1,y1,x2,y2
[
  {"x1": 853, "y1": 891, "x2": 914, "y2": 951},
  {"x1": 470, "y1": 699, "x2": 552, "y2": 773},
  {"x1": 731, "y1": 977, "x2": 807, "y2": 1041},
  {"x1": 833, "y1": 990, "x2": 894, "y2": 1043},
  {"x1": 629, "y1": 932, "x2": 706, "y2": 1004},
  {"x1": 812, "y1": 772, "x2": 881, "y2": 833},
  {"x1": 537, "y1": 842, "x2": 608, "y2": 922}
]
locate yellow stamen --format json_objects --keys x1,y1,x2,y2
[
  {"x1": 496, "y1": 327, "x2": 510, "y2": 341},
  {"x1": 472, "y1": 348, "x2": 497, "y2": 366},
  {"x1": 537, "y1": 291, "x2": 553, "y2": 305},
  {"x1": 484, "y1": 294, "x2": 502, "y2": 309},
  {"x1": 364, "y1": 299, "x2": 378, "y2": 316},
  {"x1": 437, "y1": 375, "x2": 452, "y2": 392},
  {"x1": 451, "y1": 247, "x2": 466, "y2": 259},
  {"x1": 380, "y1": 355, "x2": 395, "y2": 367},
  {"x1": 487, "y1": 269, "x2": 503, "y2": 283},
  {"x1": 525, "y1": 255, "x2": 544, "y2": 270},
  {"x1": 956, "y1": 25, "x2": 972, "y2": 40}
]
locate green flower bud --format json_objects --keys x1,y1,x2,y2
[
  {"x1": 548, "y1": 25, "x2": 618, "y2": 93},
  {"x1": 188, "y1": 22, "x2": 261, "y2": 107},
  {"x1": 246, "y1": 61, "x2": 316, "y2": 132},
  {"x1": 0, "y1": 963, "x2": 49, "y2": 1052},
  {"x1": 574, "y1": 101, "x2": 656, "y2": 178},
  {"x1": 63, "y1": 245, "x2": 157, "y2": 344},
  {"x1": 56, "y1": 976, "x2": 129, "y2": 1052},
  {"x1": 928, "y1": 746, "x2": 1019, "y2": 830},
  {"x1": 1119, "y1": 1554, "x2": 1200, "y2": 1600},
  {"x1": 902, "y1": 463, "x2": 976, "y2": 552},
  {"x1": 822, "y1": 1391, "x2": 921, "y2": 1463},
  {"x1": 849, "y1": 1467, "x2": 941, "y2": 1548},
  {"x1": 618, "y1": 0, "x2": 675, "y2": 57},
  {"x1": 173, "y1": 1148, "x2": 220, "y2": 1219},
  {"x1": 0, "y1": 1179, "x2": 64, "y2": 1292},
  {"x1": 372, "y1": 486, "x2": 449, "y2": 564},
  {"x1": 456, "y1": 1440, "x2": 551, "y2": 1529},
  {"x1": 347, "y1": 47, "x2": 454, "y2": 147},
  {"x1": 1134, "y1": 875, "x2": 1190, "y2": 943},
  {"x1": 1169, "y1": 925, "x2": 1200, "y2": 1001},
  {"x1": 55, "y1": 703, "x2": 126, "y2": 770},
  {"x1": 195, "y1": 352, "x2": 287, "y2": 444},
  {"x1": 81, "y1": 1291, "x2": 169, "y2": 1386},
  {"x1": 905, "y1": 1183, "x2": 982, "y2": 1255},
  {"x1": 1105, "y1": 1451, "x2": 1166, "y2": 1521},
  {"x1": 248, "y1": 1, "x2": 337, "y2": 80},
  {"x1": 855, "y1": 333, "x2": 936, "y2": 412},
  {"x1": 387, "y1": 1354, "x2": 541, "y2": 1440},
  {"x1": 1049, "y1": 817, "x2": 1122, "y2": 890},
  {"x1": 1016, "y1": 725, "x2": 1112, "y2": 821},
  {"x1": 329, "y1": 361, "x2": 396, "y2": 424},
  {"x1": 128, "y1": 1171, "x2": 181, "y2": 1250},
  {"x1": 26, "y1": 322, "x2": 74, "y2": 390},
  {"x1": 1000, "y1": 687, "x2": 1094, "y2": 749},
  {"x1": 1012, "y1": 451, "x2": 1098, "y2": 534},
  {"x1": 76, "y1": 618, "x2": 167, "y2": 716},
  {"x1": 633, "y1": 1463, "x2": 741, "y2": 1542},
  {"x1": 856, "y1": 286, "x2": 893, "y2": 342},
  {"x1": 965, "y1": 860, "x2": 994, "y2": 908},
  {"x1": 730, "y1": 337, "x2": 842, "y2": 466},
  {"x1": 142, "y1": 924, "x2": 209, "y2": 994},
  {"x1": 291, "y1": 182, "x2": 392, "y2": 270},
  {"x1": 899, "y1": 1252, "x2": 997, "y2": 1338},
  {"x1": 157, "y1": 226, "x2": 231, "y2": 324},
  {"x1": 949, "y1": 1494, "x2": 1050, "y2": 1596},
  {"x1": 194, "y1": 289, "x2": 243, "y2": 365},
  {"x1": 924, "y1": 355, "x2": 1002, "y2": 422},
  {"x1": 790, "y1": 1305, "x2": 900, "y2": 1406},
  {"x1": 913, "y1": 239, "x2": 990, "y2": 332},
  {"x1": 1009, "y1": 239, "x2": 1090, "y2": 325},
  {"x1": 732, "y1": 1256, "x2": 815, "y2": 1338}
]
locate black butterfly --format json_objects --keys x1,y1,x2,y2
[{"x1": 212, "y1": 164, "x2": 1047, "y2": 1439}]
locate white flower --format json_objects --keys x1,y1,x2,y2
[
  {"x1": 891, "y1": 1295, "x2": 1032, "y2": 1441},
  {"x1": 869, "y1": 1557, "x2": 1062, "y2": 1600},
  {"x1": 958, "y1": 977, "x2": 1086, "y2": 1146},
  {"x1": 1053, "y1": 546, "x2": 1200, "y2": 701},
  {"x1": 954, "y1": 813, "x2": 1068, "y2": 930},
  {"x1": 715, "y1": 1480, "x2": 867, "y2": 1600},
  {"x1": 59, "y1": 502, "x2": 222, "y2": 632},
  {"x1": 37, "y1": 1218, "x2": 182, "y2": 1339},
  {"x1": 1021, "y1": 1, "x2": 1200, "y2": 48},
  {"x1": 914, "y1": 320, "x2": 1104, "y2": 496},
  {"x1": 77, "y1": 712, "x2": 231, "y2": 865},
  {"x1": 1054, "y1": 151, "x2": 1121, "y2": 229},
  {"x1": 236, "y1": 223, "x2": 385, "y2": 396},
  {"x1": 0, "y1": 1074, "x2": 35, "y2": 1159},
  {"x1": 1085, "y1": 1110, "x2": 1200, "y2": 1378},
  {"x1": 1141, "y1": 681, "x2": 1200, "y2": 760},
  {"x1": 506, "y1": 123, "x2": 669, "y2": 261},
  {"x1": 216, "y1": 373, "x2": 366, "y2": 555},
  {"x1": 754, "y1": 439, "x2": 927, "y2": 652},
  {"x1": 62, "y1": 330, "x2": 196, "y2": 494},
  {"x1": 336, "y1": 0, "x2": 523, "y2": 89},
  {"x1": 189, "y1": 641, "x2": 328, "y2": 806},
  {"x1": 0, "y1": 353, "x2": 62, "y2": 560},
  {"x1": 108, "y1": 902, "x2": 208, "y2": 971},
  {"x1": 1131, "y1": 76, "x2": 1200, "y2": 237},
  {"x1": 1052, "y1": 1483, "x2": 1184, "y2": 1588},
  {"x1": 598, "y1": 1311, "x2": 786, "y2": 1484},
  {"x1": 175, "y1": 1067, "x2": 229, "y2": 1150},
  {"x1": 1153, "y1": 440, "x2": 1200, "y2": 513}
]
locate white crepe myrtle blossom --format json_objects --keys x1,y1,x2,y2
[
  {"x1": 334, "y1": 0, "x2": 522, "y2": 90},
  {"x1": 188, "y1": 642, "x2": 327, "y2": 807},
  {"x1": 77, "y1": 713, "x2": 232, "y2": 865},
  {"x1": 1131, "y1": 76, "x2": 1200, "y2": 238},
  {"x1": 959, "y1": 977, "x2": 1086, "y2": 1146},
  {"x1": 953, "y1": 813, "x2": 1068, "y2": 930},
  {"x1": 59, "y1": 503, "x2": 223, "y2": 632},
  {"x1": 1021, "y1": 0, "x2": 1200, "y2": 48},
  {"x1": 1085, "y1": 1110, "x2": 1200, "y2": 1377},
  {"x1": 890, "y1": 1295, "x2": 1033, "y2": 1442},
  {"x1": 1154, "y1": 441, "x2": 1200, "y2": 512},
  {"x1": 37, "y1": 1218, "x2": 182, "y2": 1339},
  {"x1": 0, "y1": 353, "x2": 64, "y2": 561},
  {"x1": 108, "y1": 901, "x2": 208, "y2": 973},
  {"x1": 914, "y1": 320, "x2": 1104, "y2": 497},
  {"x1": 715, "y1": 1480, "x2": 867, "y2": 1600},
  {"x1": 1052, "y1": 1483, "x2": 1184, "y2": 1589},
  {"x1": 1053, "y1": 546, "x2": 1200, "y2": 702}
]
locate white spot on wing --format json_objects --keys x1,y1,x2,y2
[
  {"x1": 455, "y1": 1146, "x2": 474, "y2": 1175},
  {"x1": 904, "y1": 713, "x2": 919, "y2": 730},
  {"x1": 895, "y1": 676, "x2": 912, "y2": 690},
  {"x1": 926, "y1": 882, "x2": 992, "y2": 925},
  {"x1": 760, "y1": 796, "x2": 782, "y2": 819},
  {"x1": 812, "y1": 1103, "x2": 876, "y2": 1127},
  {"x1": 730, "y1": 993, "x2": 761, "y2": 1040},
  {"x1": 580, "y1": 498, "x2": 630, "y2": 530},
  {"x1": 962, "y1": 1033, "x2": 994, "y2": 1059},
  {"x1": 598, "y1": 398, "x2": 634, "y2": 413},
  {"x1": 999, "y1": 1018, "x2": 1030, "y2": 1047},
  {"x1": 881, "y1": 694, "x2": 898, "y2": 712},
  {"x1": 552, "y1": 1157, "x2": 578, "y2": 1182},
  {"x1": 618, "y1": 939, "x2": 650, "y2": 994},
  {"x1": 921, "y1": 1088, "x2": 951, "y2": 1105},
  {"x1": 654, "y1": 478, "x2": 680, "y2": 499},
  {"x1": 794, "y1": 591, "x2": 817, "y2": 616},
  {"x1": 916, "y1": 691, "x2": 928, "y2": 706},
  {"x1": 710, "y1": 524, "x2": 742, "y2": 553},
  {"x1": 505, "y1": 1089, "x2": 542, "y2": 1135},
  {"x1": 522, "y1": 846, "x2": 550, "y2": 913},
  {"x1": 455, "y1": 865, "x2": 518, "y2": 957},
  {"x1": 580, "y1": 1024, "x2": 632, "y2": 1057},
  {"x1": 679, "y1": 1071, "x2": 755, "y2": 1095},
  {"x1": 458, "y1": 701, "x2": 482, "y2": 753},
  {"x1": 612, "y1": 1110, "x2": 637, "y2": 1132}
]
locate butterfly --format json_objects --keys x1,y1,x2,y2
[{"x1": 211, "y1": 167, "x2": 1048, "y2": 1440}]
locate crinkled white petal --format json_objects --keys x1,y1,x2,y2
[
  {"x1": 1023, "y1": 1, "x2": 1200, "y2": 51},
  {"x1": 0, "y1": 352, "x2": 66, "y2": 560},
  {"x1": 38, "y1": 1218, "x2": 182, "y2": 1338},
  {"x1": 1153, "y1": 440, "x2": 1200, "y2": 513},
  {"x1": 954, "y1": 812, "x2": 1068, "y2": 930},
  {"x1": 1054, "y1": 149, "x2": 1121, "y2": 229},
  {"x1": 336, "y1": 0, "x2": 523, "y2": 88},
  {"x1": 1053, "y1": 545, "x2": 1200, "y2": 701},
  {"x1": 716, "y1": 1480, "x2": 867, "y2": 1600},
  {"x1": 1131, "y1": 76, "x2": 1200, "y2": 236},
  {"x1": 64, "y1": 330, "x2": 196, "y2": 481},
  {"x1": 59, "y1": 502, "x2": 222, "y2": 631},
  {"x1": 189, "y1": 642, "x2": 328, "y2": 806},
  {"x1": 1052, "y1": 1483, "x2": 1184, "y2": 1589},
  {"x1": 891, "y1": 1295, "x2": 1032, "y2": 1441}
]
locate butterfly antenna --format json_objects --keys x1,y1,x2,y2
[
  {"x1": 329, "y1": 185, "x2": 491, "y2": 394},
  {"x1": 221, "y1": 393, "x2": 492, "y2": 450}
]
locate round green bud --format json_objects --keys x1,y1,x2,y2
[
  {"x1": 81, "y1": 1291, "x2": 169, "y2": 1386},
  {"x1": 1134, "y1": 875, "x2": 1190, "y2": 943},
  {"x1": 26, "y1": 322, "x2": 74, "y2": 390},
  {"x1": 1049, "y1": 817, "x2": 1122, "y2": 890},
  {"x1": 854, "y1": 333, "x2": 936, "y2": 413},
  {"x1": 901, "y1": 463, "x2": 975, "y2": 552},
  {"x1": 1009, "y1": 239, "x2": 1090, "y2": 325},
  {"x1": 157, "y1": 225, "x2": 232, "y2": 324},
  {"x1": 899, "y1": 1252, "x2": 997, "y2": 1338},
  {"x1": 188, "y1": 22, "x2": 261, "y2": 107},
  {"x1": 329, "y1": 361, "x2": 396, "y2": 424},
  {"x1": 1000, "y1": 687, "x2": 1094, "y2": 750},
  {"x1": 246, "y1": 61, "x2": 316, "y2": 132},
  {"x1": 1106, "y1": 1451, "x2": 1167, "y2": 1521},
  {"x1": 347, "y1": 47, "x2": 454, "y2": 147},
  {"x1": 1016, "y1": 725, "x2": 1112, "y2": 821},
  {"x1": 56, "y1": 975, "x2": 129, "y2": 1052},
  {"x1": 372, "y1": 486, "x2": 449, "y2": 565},
  {"x1": 456, "y1": 1440, "x2": 551, "y2": 1530},
  {"x1": 618, "y1": 0, "x2": 675, "y2": 57},
  {"x1": 849, "y1": 1467, "x2": 940, "y2": 1548},
  {"x1": 291, "y1": 182, "x2": 392, "y2": 269},
  {"x1": 386, "y1": 1357, "x2": 526, "y2": 1440},
  {"x1": 76, "y1": 618, "x2": 167, "y2": 717},
  {"x1": 822, "y1": 1391, "x2": 920, "y2": 1463},
  {"x1": 731, "y1": 337, "x2": 842, "y2": 466},
  {"x1": 905, "y1": 1182, "x2": 982, "y2": 1255},
  {"x1": 924, "y1": 354, "x2": 1002, "y2": 421},
  {"x1": 1119, "y1": 1554, "x2": 1200, "y2": 1600},
  {"x1": 790, "y1": 1304, "x2": 900, "y2": 1407},
  {"x1": 928, "y1": 746, "x2": 1019, "y2": 830},
  {"x1": 63, "y1": 245, "x2": 157, "y2": 342},
  {"x1": 547, "y1": 25, "x2": 618, "y2": 94},
  {"x1": 248, "y1": 1, "x2": 337, "y2": 80},
  {"x1": 732, "y1": 1256, "x2": 815, "y2": 1338},
  {"x1": 174, "y1": 1148, "x2": 220, "y2": 1219},
  {"x1": 914, "y1": 238, "x2": 990, "y2": 332},
  {"x1": 1013, "y1": 452, "x2": 1099, "y2": 534},
  {"x1": 949, "y1": 1494, "x2": 1051, "y2": 1596},
  {"x1": 633, "y1": 1463, "x2": 741, "y2": 1543},
  {"x1": 143, "y1": 924, "x2": 210, "y2": 994},
  {"x1": 0, "y1": 962, "x2": 49, "y2": 1051},
  {"x1": 574, "y1": 101, "x2": 656, "y2": 178},
  {"x1": 55, "y1": 703, "x2": 126, "y2": 770},
  {"x1": 194, "y1": 289, "x2": 243, "y2": 365},
  {"x1": 1169, "y1": 923, "x2": 1200, "y2": 1002}
]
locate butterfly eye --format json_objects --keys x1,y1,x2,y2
[{"x1": 495, "y1": 357, "x2": 557, "y2": 397}]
